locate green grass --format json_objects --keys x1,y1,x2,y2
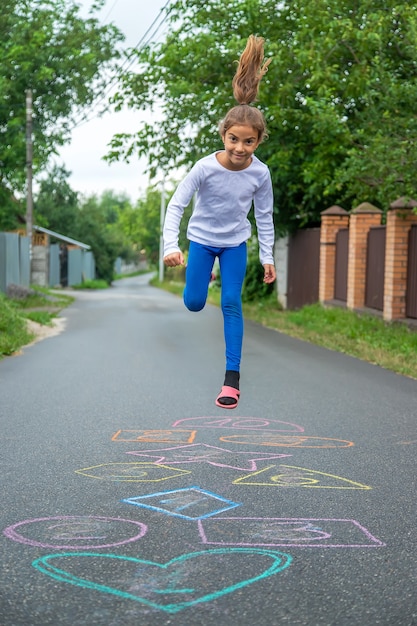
[
  {"x1": 0, "y1": 287, "x2": 74, "y2": 360},
  {"x1": 0, "y1": 294, "x2": 35, "y2": 357},
  {"x1": 152, "y1": 277, "x2": 417, "y2": 380}
]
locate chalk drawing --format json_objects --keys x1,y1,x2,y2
[
  {"x1": 233, "y1": 464, "x2": 371, "y2": 489},
  {"x1": 112, "y1": 430, "x2": 197, "y2": 443},
  {"x1": 198, "y1": 518, "x2": 386, "y2": 548},
  {"x1": 172, "y1": 416, "x2": 304, "y2": 432},
  {"x1": 219, "y1": 434, "x2": 354, "y2": 448},
  {"x1": 122, "y1": 486, "x2": 240, "y2": 520},
  {"x1": 126, "y1": 444, "x2": 291, "y2": 471},
  {"x1": 3, "y1": 516, "x2": 147, "y2": 549},
  {"x1": 32, "y1": 548, "x2": 292, "y2": 613},
  {"x1": 74, "y1": 463, "x2": 191, "y2": 482}
]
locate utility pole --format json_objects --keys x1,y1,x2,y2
[
  {"x1": 25, "y1": 89, "x2": 33, "y2": 257},
  {"x1": 159, "y1": 175, "x2": 166, "y2": 282}
]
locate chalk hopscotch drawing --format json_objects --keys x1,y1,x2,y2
[
  {"x1": 172, "y1": 416, "x2": 304, "y2": 432},
  {"x1": 112, "y1": 430, "x2": 197, "y2": 443},
  {"x1": 74, "y1": 463, "x2": 191, "y2": 482},
  {"x1": 122, "y1": 486, "x2": 240, "y2": 520},
  {"x1": 220, "y1": 434, "x2": 354, "y2": 448},
  {"x1": 126, "y1": 444, "x2": 291, "y2": 471},
  {"x1": 233, "y1": 464, "x2": 371, "y2": 489},
  {"x1": 32, "y1": 548, "x2": 293, "y2": 614},
  {"x1": 198, "y1": 518, "x2": 386, "y2": 548},
  {"x1": 3, "y1": 516, "x2": 147, "y2": 550}
]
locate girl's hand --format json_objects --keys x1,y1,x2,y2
[
  {"x1": 163, "y1": 251, "x2": 185, "y2": 267},
  {"x1": 263, "y1": 264, "x2": 276, "y2": 284}
]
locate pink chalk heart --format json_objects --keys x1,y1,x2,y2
[{"x1": 33, "y1": 548, "x2": 292, "y2": 613}]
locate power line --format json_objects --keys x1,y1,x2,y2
[
  {"x1": 102, "y1": 0, "x2": 121, "y2": 22},
  {"x1": 68, "y1": 0, "x2": 171, "y2": 131}
]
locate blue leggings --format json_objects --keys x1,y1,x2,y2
[{"x1": 183, "y1": 241, "x2": 247, "y2": 372}]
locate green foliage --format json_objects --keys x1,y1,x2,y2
[
  {"x1": 0, "y1": 0, "x2": 123, "y2": 209},
  {"x1": 34, "y1": 164, "x2": 80, "y2": 233},
  {"x1": 115, "y1": 182, "x2": 190, "y2": 265},
  {"x1": 0, "y1": 293, "x2": 33, "y2": 357},
  {"x1": 109, "y1": 0, "x2": 417, "y2": 230},
  {"x1": 34, "y1": 168, "x2": 129, "y2": 284},
  {"x1": 0, "y1": 286, "x2": 73, "y2": 359},
  {"x1": 242, "y1": 241, "x2": 275, "y2": 302}
]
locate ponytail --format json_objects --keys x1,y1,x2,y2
[
  {"x1": 219, "y1": 35, "x2": 271, "y2": 143},
  {"x1": 232, "y1": 35, "x2": 271, "y2": 105}
]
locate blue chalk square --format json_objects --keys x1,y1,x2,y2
[{"x1": 122, "y1": 486, "x2": 241, "y2": 520}]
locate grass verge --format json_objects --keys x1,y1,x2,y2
[
  {"x1": 0, "y1": 287, "x2": 74, "y2": 360},
  {"x1": 151, "y1": 277, "x2": 417, "y2": 380}
]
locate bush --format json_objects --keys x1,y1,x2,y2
[
  {"x1": 0, "y1": 294, "x2": 34, "y2": 358},
  {"x1": 242, "y1": 253, "x2": 275, "y2": 302}
]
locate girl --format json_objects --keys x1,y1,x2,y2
[{"x1": 163, "y1": 35, "x2": 276, "y2": 409}]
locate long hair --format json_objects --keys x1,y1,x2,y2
[{"x1": 219, "y1": 35, "x2": 271, "y2": 142}]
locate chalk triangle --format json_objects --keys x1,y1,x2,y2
[{"x1": 233, "y1": 464, "x2": 371, "y2": 489}]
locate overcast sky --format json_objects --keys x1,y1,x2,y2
[{"x1": 57, "y1": 0, "x2": 169, "y2": 202}]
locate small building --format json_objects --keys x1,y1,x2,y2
[{"x1": 32, "y1": 225, "x2": 95, "y2": 287}]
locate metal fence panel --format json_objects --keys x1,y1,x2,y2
[
  {"x1": 83, "y1": 250, "x2": 95, "y2": 281},
  {"x1": 0, "y1": 232, "x2": 20, "y2": 292},
  {"x1": 406, "y1": 225, "x2": 417, "y2": 319},
  {"x1": 49, "y1": 243, "x2": 61, "y2": 287},
  {"x1": 365, "y1": 226, "x2": 386, "y2": 311},
  {"x1": 68, "y1": 248, "x2": 82, "y2": 286},
  {"x1": 19, "y1": 236, "x2": 30, "y2": 287},
  {"x1": 287, "y1": 228, "x2": 320, "y2": 310},
  {"x1": 334, "y1": 228, "x2": 349, "y2": 302}
]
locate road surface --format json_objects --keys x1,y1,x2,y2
[{"x1": 1, "y1": 275, "x2": 416, "y2": 625}]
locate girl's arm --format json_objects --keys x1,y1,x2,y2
[
  {"x1": 163, "y1": 165, "x2": 200, "y2": 259},
  {"x1": 254, "y1": 170, "x2": 275, "y2": 266}
]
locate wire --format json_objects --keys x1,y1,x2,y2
[
  {"x1": 102, "y1": 0, "x2": 121, "y2": 22},
  {"x1": 68, "y1": 0, "x2": 171, "y2": 131}
]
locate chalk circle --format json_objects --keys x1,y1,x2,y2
[{"x1": 3, "y1": 516, "x2": 147, "y2": 549}]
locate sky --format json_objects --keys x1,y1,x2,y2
[{"x1": 56, "y1": 0, "x2": 169, "y2": 203}]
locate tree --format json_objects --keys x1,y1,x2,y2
[
  {"x1": 76, "y1": 195, "x2": 123, "y2": 284},
  {"x1": 117, "y1": 183, "x2": 186, "y2": 266},
  {"x1": 34, "y1": 164, "x2": 80, "y2": 234},
  {"x1": 34, "y1": 168, "x2": 127, "y2": 284},
  {"x1": 108, "y1": 0, "x2": 417, "y2": 231},
  {"x1": 0, "y1": 0, "x2": 123, "y2": 217}
]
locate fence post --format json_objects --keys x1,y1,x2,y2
[
  {"x1": 383, "y1": 197, "x2": 417, "y2": 321},
  {"x1": 319, "y1": 206, "x2": 349, "y2": 303},
  {"x1": 347, "y1": 203, "x2": 382, "y2": 311},
  {"x1": 275, "y1": 236, "x2": 289, "y2": 309}
]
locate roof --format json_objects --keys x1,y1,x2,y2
[{"x1": 33, "y1": 225, "x2": 91, "y2": 250}]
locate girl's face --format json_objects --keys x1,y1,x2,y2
[{"x1": 219, "y1": 124, "x2": 260, "y2": 171}]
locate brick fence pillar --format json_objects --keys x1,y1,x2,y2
[
  {"x1": 319, "y1": 206, "x2": 349, "y2": 303},
  {"x1": 383, "y1": 197, "x2": 417, "y2": 321},
  {"x1": 347, "y1": 202, "x2": 382, "y2": 310}
]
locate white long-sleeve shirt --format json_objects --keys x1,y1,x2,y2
[{"x1": 163, "y1": 152, "x2": 275, "y2": 265}]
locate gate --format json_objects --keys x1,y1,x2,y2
[
  {"x1": 287, "y1": 228, "x2": 320, "y2": 310},
  {"x1": 365, "y1": 226, "x2": 386, "y2": 311},
  {"x1": 334, "y1": 228, "x2": 349, "y2": 302},
  {"x1": 406, "y1": 224, "x2": 417, "y2": 319}
]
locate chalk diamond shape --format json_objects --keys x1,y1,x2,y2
[{"x1": 123, "y1": 486, "x2": 241, "y2": 520}]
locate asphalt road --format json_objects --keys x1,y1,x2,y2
[{"x1": 1, "y1": 274, "x2": 416, "y2": 626}]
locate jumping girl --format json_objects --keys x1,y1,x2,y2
[{"x1": 163, "y1": 35, "x2": 276, "y2": 409}]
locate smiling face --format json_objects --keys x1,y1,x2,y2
[{"x1": 218, "y1": 124, "x2": 260, "y2": 171}]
